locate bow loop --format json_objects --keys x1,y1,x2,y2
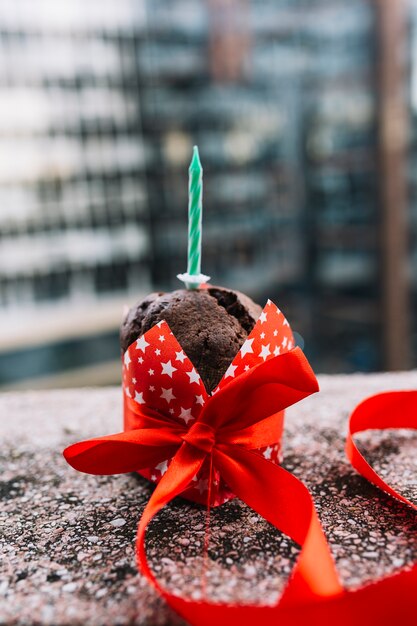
[
  {"x1": 201, "y1": 347, "x2": 319, "y2": 433},
  {"x1": 63, "y1": 428, "x2": 181, "y2": 476}
]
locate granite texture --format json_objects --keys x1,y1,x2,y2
[{"x1": 0, "y1": 371, "x2": 416, "y2": 625}]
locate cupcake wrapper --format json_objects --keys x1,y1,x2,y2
[{"x1": 122, "y1": 299, "x2": 294, "y2": 505}]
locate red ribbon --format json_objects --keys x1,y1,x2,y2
[
  {"x1": 64, "y1": 371, "x2": 417, "y2": 624},
  {"x1": 346, "y1": 390, "x2": 417, "y2": 511}
]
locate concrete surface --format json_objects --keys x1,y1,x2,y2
[{"x1": 0, "y1": 371, "x2": 416, "y2": 625}]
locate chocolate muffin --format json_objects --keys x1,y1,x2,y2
[{"x1": 120, "y1": 286, "x2": 262, "y2": 393}]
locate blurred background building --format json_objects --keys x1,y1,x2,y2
[{"x1": 0, "y1": 0, "x2": 415, "y2": 389}]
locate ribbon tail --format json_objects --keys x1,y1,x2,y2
[
  {"x1": 135, "y1": 442, "x2": 206, "y2": 594},
  {"x1": 164, "y1": 446, "x2": 342, "y2": 626},
  {"x1": 346, "y1": 390, "x2": 417, "y2": 510},
  {"x1": 214, "y1": 445, "x2": 342, "y2": 604},
  {"x1": 168, "y1": 562, "x2": 417, "y2": 626}
]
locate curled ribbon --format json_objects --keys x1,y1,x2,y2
[{"x1": 64, "y1": 360, "x2": 417, "y2": 623}]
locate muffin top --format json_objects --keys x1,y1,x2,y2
[{"x1": 120, "y1": 286, "x2": 262, "y2": 392}]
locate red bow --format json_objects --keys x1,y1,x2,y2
[{"x1": 65, "y1": 344, "x2": 344, "y2": 606}]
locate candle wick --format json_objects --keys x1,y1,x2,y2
[{"x1": 189, "y1": 145, "x2": 202, "y2": 172}]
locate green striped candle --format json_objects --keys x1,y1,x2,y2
[{"x1": 177, "y1": 146, "x2": 210, "y2": 289}]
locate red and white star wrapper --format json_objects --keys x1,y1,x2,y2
[{"x1": 122, "y1": 299, "x2": 294, "y2": 505}]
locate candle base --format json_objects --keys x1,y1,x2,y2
[{"x1": 177, "y1": 272, "x2": 211, "y2": 290}]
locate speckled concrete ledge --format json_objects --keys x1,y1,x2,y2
[{"x1": 0, "y1": 371, "x2": 416, "y2": 625}]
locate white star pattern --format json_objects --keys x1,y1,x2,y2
[
  {"x1": 274, "y1": 345, "x2": 281, "y2": 356},
  {"x1": 161, "y1": 360, "x2": 177, "y2": 378},
  {"x1": 264, "y1": 446, "x2": 273, "y2": 460},
  {"x1": 124, "y1": 351, "x2": 131, "y2": 368},
  {"x1": 136, "y1": 335, "x2": 149, "y2": 352},
  {"x1": 224, "y1": 364, "x2": 237, "y2": 378},
  {"x1": 135, "y1": 391, "x2": 145, "y2": 404},
  {"x1": 138, "y1": 357, "x2": 144, "y2": 364},
  {"x1": 149, "y1": 385, "x2": 155, "y2": 392},
  {"x1": 195, "y1": 394, "x2": 205, "y2": 406},
  {"x1": 281, "y1": 337, "x2": 288, "y2": 349},
  {"x1": 186, "y1": 368, "x2": 200, "y2": 385},
  {"x1": 160, "y1": 387, "x2": 176, "y2": 403},
  {"x1": 259, "y1": 311, "x2": 267, "y2": 324},
  {"x1": 179, "y1": 407, "x2": 193, "y2": 424},
  {"x1": 148, "y1": 368, "x2": 154, "y2": 376},
  {"x1": 132, "y1": 377, "x2": 137, "y2": 384},
  {"x1": 156, "y1": 460, "x2": 168, "y2": 475},
  {"x1": 196, "y1": 479, "x2": 208, "y2": 494},
  {"x1": 155, "y1": 348, "x2": 161, "y2": 356},
  {"x1": 214, "y1": 300, "x2": 294, "y2": 396},
  {"x1": 159, "y1": 335, "x2": 165, "y2": 343},
  {"x1": 175, "y1": 350, "x2": 186, "y2": 363},
  {"x1": 240, "y1": 338, "x2": 254, "y2": 358},
  {"x1": 259, "y1": 343, "x2": 271, "y2": 361},
  {"x1": 124, "y1": 386, "x2": 131, "y2": 398}
]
